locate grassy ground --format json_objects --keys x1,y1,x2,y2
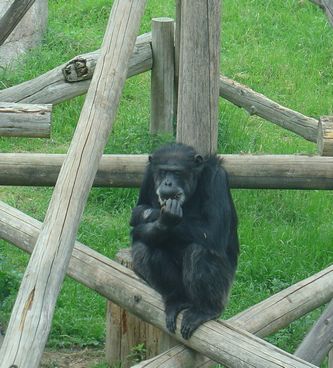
[{"x1": 0, "y1": 0, "x2": 333, "y2": 366}]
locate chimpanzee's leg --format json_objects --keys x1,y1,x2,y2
[
  {"x1": 181, "y1": 243, "x2": 235, "y2": 339},
  {"x1": 132, "y1": 241, "x2": 189, "y2": 333}
]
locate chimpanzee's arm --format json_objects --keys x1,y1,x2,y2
[
  {"x1": 171, "y1": 164, "x2": 238, "y2": 256},
  {"x1": 130, "y1": 205, "x2": 160, "y2": 226}
]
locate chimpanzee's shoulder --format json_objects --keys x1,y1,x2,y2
[{"x1": 204, "y1": 155, "x2": 225, "y2": 172}]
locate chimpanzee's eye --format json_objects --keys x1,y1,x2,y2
[{"x1": 173, "y1": 170, "x2": 183, "y2": 177}]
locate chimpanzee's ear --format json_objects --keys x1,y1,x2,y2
[{"x1": 194, "y1": 154, "x2": 203, "y2": 165}]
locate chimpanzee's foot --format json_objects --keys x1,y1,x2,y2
[
  {"x1": 180, "y1": 308, "x2": 219, "y2": 339},
  {"x1": 165, "y1": 300, "x2": 190, "y2": 334}
]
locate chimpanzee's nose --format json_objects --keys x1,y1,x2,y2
[{"x1": 164, "y1": 178, "x2": 172, "y2": 187}]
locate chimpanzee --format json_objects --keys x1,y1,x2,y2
[{"x1": 130, "y1": 143, "x2": 239, "y2": 339}]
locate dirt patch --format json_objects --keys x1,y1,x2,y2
[
  {"x1": 41, "y1": 348, "x2": 105, "y2": 368},
  {"x1": 0, "y1": 327, "x2": 105, "y2": 367}
]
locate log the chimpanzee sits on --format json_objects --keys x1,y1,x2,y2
[{"x1": 130, "y1": 143, "x2": 239, "y2": 339}]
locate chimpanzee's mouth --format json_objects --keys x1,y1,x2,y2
[{"x1": 158, "y1": 192, "x2": 185, "y2": 207}]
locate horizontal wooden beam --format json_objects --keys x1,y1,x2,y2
[
  {"x1": 0, "y1": 102, "x2": 51, "y2": 137},
  {"x1": 0, "y1": 201, "x2": 324, "y2": 368},
  {"x1": 0, "y1": 153, "x2": 333, "y2": 189},
  {"x1": 219, "y1": 76, "x2": 318, "y2": 143},
  {"x1": 0, "y1": 33, "x2": 152, "y2": 105}
]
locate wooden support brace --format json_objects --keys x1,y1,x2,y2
[
  {"x1": 0, "y1": 201, "x2": 327, "y2": 368},
  {"x1": 106, "y1": 249, "x2": 176, "y2": 368},
  {"x1": 0, "y1": 102, "x2": 51, "y2": 137},
  {"x1": 150, "y1": 18, "x2": 175, "y2": 134},
  {"x1": 317, "y1": 116, "x2": 333, "y2": 156},
  {"x1": 295, "y1": 298, "x2": 333, "y2": 366}
]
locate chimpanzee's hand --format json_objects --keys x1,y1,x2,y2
[
  {"x1": 160, "y1": 199, "x2": 183, "y2": 227},
  {"x1": 130, "y1": 205, "x2": 160, "y2": 226}
]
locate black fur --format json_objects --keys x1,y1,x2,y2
[{"x1": 130, "y1": 143, "x2": 239, "y2": 339}]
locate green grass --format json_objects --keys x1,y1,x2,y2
[{"x1": 0, "y1": 0, "x2": 333, "y2": 366}]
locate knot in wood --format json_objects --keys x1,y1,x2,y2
[
  {"x1": 9, "y1": 365, "x2": 18, "y2": 368},
  {"x1": 249, "y1": 105, "x2": 257, "y2": 115},
  {"x1": 324, "y1": 317, "x2": 331, "y2": 325},
  {"x1": 134, "y1": 294, "x2": 142, "y2": 303}
]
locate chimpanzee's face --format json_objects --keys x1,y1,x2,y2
[
  {"x1": 154, "y1": 165, "x2": 187, "y2": 206},
  {"x1": 149, "y1": 145, "x2": 203, "y2": 207}
]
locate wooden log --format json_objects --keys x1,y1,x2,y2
[
  {"x1": 0, "y1": 33, "x2": 152, "y2": 105},
  {"x1": 219, "y1": 75, "x2": 319, "y2": 143},
  {"x1": 1, "y1": 153, "x2": 333, "y2": 190},
  {"x1": 0, "y1": 102, "x2": 51, "y2": 137},
  {"x1": 317, "y1": 116, "x2": 333, "y2": 156},
  {"x1": 150, "y1": 18, "x2": 175, "y2": 134},
  {"x1": 106, "y1": 249, "x2": 176, "y2": 367},
  {"x1": 329, "y1": 349, "x2": 333, "y2": 368},
  {"x1": 0, "y1": 0, "x2": 36, "y2": 46},
  {"x1": 0, "y1": 202, "x2": 323, "y2": 368},
  {"x1": 0, "y1": 0, "x2": 47, "y2": 68},
  {"x1": 0, "y1": 1, "x2": 147, "y2": 366},
  {"x1": 173, "y1": 0, "x2": 181, "y2": 121},
  {"x1": 321, "y1": 0, "x2": 333, "y2": 27},
  {"x1": 176, "y1": 0, "x2": 220, "y2": 155},
  {"x1": 131, "y1": 345, "x2": 211, "y2": 368},
  {"x1": 295, "y1": 298, "x2": 333, "y2": 365}
]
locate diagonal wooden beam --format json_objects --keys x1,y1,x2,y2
[
  {"x1": 295, "y1": 298, "x2": 333, "y2": 365},
  {"x1": 0, "y1": 0, "x2": 36, "y2": 46},
  {"x1": 322, "y1": 0, "x2": 333, "y2": 26},
  {"x1": 0, "y1": 0, "x2": 147, "y2": 366},
  {"x1": 219, "y1": 75, "x2": 318, "y2": 142}
]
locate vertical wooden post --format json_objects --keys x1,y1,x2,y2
[
  {"x1": 176, "y1": 0, "x2": 221, "y2": 155},
  {"x1": 150, "y1": 17, "x2": 175, "y2": 134},
  {"x1": 317, "y1": 116, "x2": 333, "y2": 156},
  {"x1": 174, "y1": 0, "x2": 181, "y2": 121},
  {"x1": 0, "y1": 1, "x2": 147, "y2": 367},
  {"x1": 329, "y1": 349, "x2": 333, "y2": 368},
  {"x1": 106, "y1": 249, "x2": 177, "y2": 368}
]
